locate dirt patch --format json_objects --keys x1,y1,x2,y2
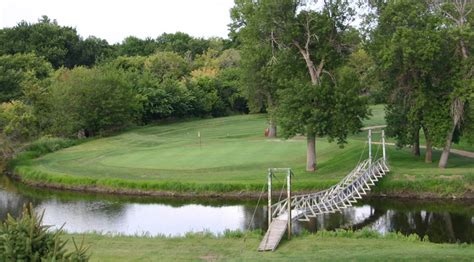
[
  {"x1": 403, "y1": 175, "x2": 417, "y2": 181},
  {"x1": 199, "y1": 254, "x2": 220, "y2": 262},
  {"x1": 438, "y1": 175, "x2": 464, "y2": 180}
]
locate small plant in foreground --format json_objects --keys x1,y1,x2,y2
[{"x1": 0, "y1": 203, "x2": 89, "y2": 261}]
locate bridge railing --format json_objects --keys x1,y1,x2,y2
[{"x1": 270, "y1": 157, "x2": 389, "y2": 220}]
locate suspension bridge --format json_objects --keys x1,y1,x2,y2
[{"x1": 258, "y1": 129, "x2": 390, "y2": 251}]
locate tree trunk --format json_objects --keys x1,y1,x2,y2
[
  {"x1": 306, "y1": 134, "x2": 316, "y2": 172},
  {"x1": 268, "y1": 121, "x2": 277, "y2": 138},
  {"x1": 439, "y1": 126, "x2": 455, "y2": 168},
  {"x1": 412, "y1": 128, "x2": 420, "y2": 156},
  {"x1": 425, "y1": 137, "x2": 432, "y2": 164},
  {"x1": 422, "y1": 125, "x2": 432, "y2": 163}
]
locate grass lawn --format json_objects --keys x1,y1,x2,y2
[
  {"x1": 12, "y1": 106, "x2": 474, "y2": 196},
  {"x1": 68, "y1": 232, "x2": 474, "y2": 261}
]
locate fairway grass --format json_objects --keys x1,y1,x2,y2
[
  {"x1": 11, "y1": 109, "x2": 474, "y2": 197},
  {"x1": 67, "y1": 231, "x2": 474, "y2": 261}
]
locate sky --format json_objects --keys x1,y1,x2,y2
[{"x1": 0, "y1": 0, "x2": 236, "y2": 44}]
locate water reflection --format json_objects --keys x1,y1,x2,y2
[{"x1": 0, "y1": 175, "x2": 472, "y2": 243}]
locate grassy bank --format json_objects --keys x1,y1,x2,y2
[
  {"x1": 10, "y1": 106, "x2": 474, "y2": 197},
  {"x1": 67, "y1": 230, "x2": 474, "y2": 261}
]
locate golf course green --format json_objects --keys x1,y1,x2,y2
[{"x1": 11, "y1": 105, "x2": 474, "y2": 197}]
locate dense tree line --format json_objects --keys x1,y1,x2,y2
[{"x1": 0, "y1": 17, "x2": 246, "y2": 158}]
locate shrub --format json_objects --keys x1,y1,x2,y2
[
  {"x1": 45, "y1": 66, "x2": 142, "y2": 137},
  {"x1": 0, "y1": 203, "x2": 89, "y2": 261},
  {"x1": 27, "y1": 136, "x2": 80, "y2": 156}
]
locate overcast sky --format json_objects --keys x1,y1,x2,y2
[{"x1": 0, "y1": 0, "x2": 236, "y2": 44}]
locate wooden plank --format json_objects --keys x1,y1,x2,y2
[{"x1": 258, "y1": 219, "x2": 288, "y2": 251}]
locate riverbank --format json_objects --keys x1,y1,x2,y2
[
  {"x1": 6, "y1": 171, "x2": 474, "y2": 200},
  {"x1": 67, "y1": 230, "x2": 474, "y2": 261},
  {"x1": 8, "y1": 112, "x2": 474, "y2": 200}
]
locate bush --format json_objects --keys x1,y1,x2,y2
[
  {"x1": 0, "y1": 101, "x2": 38, "y2": 142},
  {"x1": 27, "y1": 136, "x2": 80, "y2": 155},
  {"x1": 0, "y1": 203, "x2": 89, "y2": 261},
  {"x1": 45, "y1": 66, "x2": 142, "y2": 137}
]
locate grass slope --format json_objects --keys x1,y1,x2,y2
[
  {"x1": 69, "y1": 231, "x2": 474, "y2": 261},
  {"x1": 13, "y1": 106, "x2": 474, "y2": 196}
]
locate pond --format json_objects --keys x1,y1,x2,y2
[{"x1": 1, "y1": 175, "x2": 472, "y2": 243}]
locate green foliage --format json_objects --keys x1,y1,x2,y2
[
  {"x1": 75, "y1": 36, "x2": 113, "y2": 67},
  {"x1": 187, "y1": 76, "x2": 221, "y2": 117},
  {"x1": 216, "y1": 67, "x2": 248, "y2": 114},
  {"x1": 44, "y1": 66, "x2": 142, "y2": 137},
  {"x1": 104, "y1": 50, "x2": 245, "y2": 123},
  {"x1": 315, "y1": 228, "x2": 423, "y2": 242},
  {"x1": 156, "y1": 32, "x2": 210, "y2": 58},
  {"x1": 0, "y1": 100, "x2": 38, "y2": 142},
  {"x1": 144, "y1": 51, "x2": 189, "y2": 80},
  {"x1": 139, "y1": 77, "x2": 193, "y2": 121},
  {"x1": 116, "y1": 36, "x2": 158, "y2": 57},
  {"x1": 230, "y1": 0, "x2": 282, "y2": 116},
  {"x1": 0, "y1": 53, "x2": 52, "y2": 103},
  {"x1": 0, "y1": 203, "x2": 89, "y2": 261},
  {"x1": 346, "y1": 49, "x2": 384, "y2": 104},
  {"x1": 106, "y1": 55, "x2": 147, "y2": 73},
  {"x1": 367, "y1": 0, "x2": 473, "y2": 159},
  {"x1": 277, "y1": 66, "x2": 369, "y2": 145},
  {"x1": 27, "y1": 136, "x2": 81, "y2": 156},
  {"x1": 0, "y1": 16, "x2": 81, "y2": 68}
]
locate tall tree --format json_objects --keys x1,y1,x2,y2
[
  {"x1": 435, "y1": 0, "x2": 473, "y2": 168},
  {"x1": 75, "y1": 36, "x2": 114, "y2": 67},
  {"x1": 117, "y1": 36, "x2": 158, "y2": 57},
  {"x1": 367, "y1": 0, "x2": 457, "y2": 163},
  {"x1": 231, "y1": 0, "x2": 281, "y2": 137},
  {"x1": 156, "y1": 32, "x2": 210, "y2": 58},
  {"x1": 0, "y1": 16, "x2": 82, "y2": 68},
  {"x1": 232, "y1": 0, "x2": 368, "y2": 171}
]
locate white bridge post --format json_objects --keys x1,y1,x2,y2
[
  {"x1": 382, "y1": 130, "x2": 386, "y2": 161},
  {"x1": 287, "y1": 169, "x2": 291, "y2": 240},
  {"x1": 368, "y1": 129, "x2": 372, "y2": 165},
  {"x1": 268, "y1": 169, "x2": 272, "y2": 227}
]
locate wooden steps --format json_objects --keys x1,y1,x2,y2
[{"x1": 258, "y1": 219, "x2": 288, "y2": 251}]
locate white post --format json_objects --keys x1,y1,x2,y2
[
  {"x1": 382, "y1": 130, "x2": 386, "y2": 161},
  {"x1": 268, "y1": 169, "x2": 272, "y2": 227},
  {"x1": 368, "y1": 129, "x2": 372, "y2": 165},
  {"x1": 287, "y1": 170, "x2": 292, "y2": 240}
]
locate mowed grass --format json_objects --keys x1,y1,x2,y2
[
  {"x1": 68, "y1": 232, "x2": 474, "y2": 261},
  {"x1": 13, "y1": 106, "x2": 474, "y2": 195}
]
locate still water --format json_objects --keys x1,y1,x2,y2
[{"x1": 1, "y1": 175, "x2": 473, "y2": 243}]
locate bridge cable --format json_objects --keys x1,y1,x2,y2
[
  {"x1": 357, "y1": 141, "x2": 368, "y2": 166},
  {"x1": 272, "y1": 174, "x2": 287, "y2": 204},
  {"x1": 241, "y1": 182, "x2": 267, "y2": 252},
  {"x1": 246, "y1": 182, "x2": 266, "y2": 231},
  {"x1": 374, "y1": 138, "x2": 381, "y2": 160}
]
